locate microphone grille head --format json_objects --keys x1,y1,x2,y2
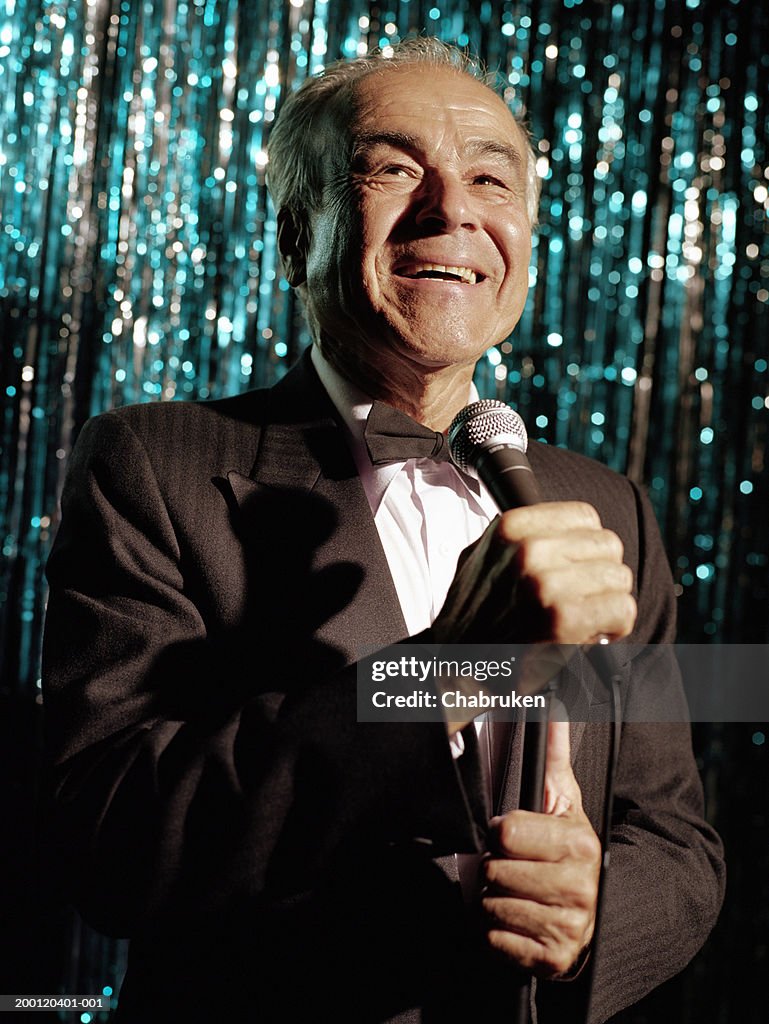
[{"x1": 448, "y1": 399, "x2": 528, "y2": 472}]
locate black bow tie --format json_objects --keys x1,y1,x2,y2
[{"x1": 363, "y1": 400, "x2": 450, "y2": 465}]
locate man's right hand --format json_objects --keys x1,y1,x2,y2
[
  {"x1": 431, "y1": 500, "x2": 637, "y2": 649},
  {"x1": 431, "y1": 499, "x2": 636, "y2": 738}
]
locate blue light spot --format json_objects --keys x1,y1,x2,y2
[
  {"x1": 620, "y1": 367, "x2": 637, "y2": 385},
  {"x1": 740, "y1": 480, "x2": 753, "y2": 494},
  {"x1": 755, "y1": 359, "x2": 768, "y2": 372},
  {"x1": 428, "y1": 7, "x2": 440, "y2": 18},
  {"x1": 744, "y1": 95, "x2": 757, "y2": 113},
  {"x1": 6, "y1": 386, "x2": 16, "y2": 397},
  {"x1": 700, "y1": 427, "x2": 713, "y2": 444},
  {"x1": 536, "y1": 415, "x2": 548, "y2": 428},
  {"x1": 591, "y1": 411, "x2": 605, "y2": 425},
  {"x1": 102, "y1": 987, "x2": 113, "y2": 996},
  {"x1": 274, "y1": 341, "x2": 287, "y2": 357},
  {"x1": 752, "y1": 731, "x2": 765, "y2": 746},
  {"x1": 725, "y1": 32, "x2": 737, "y2": 46},
  {"x1": 695, "y1": 564, "x2": 713, "y2": 580},
  {"x1": 690, "y1": 486, "x2": 703, "y2": 501},
  {"x1": 547, "y1": 332, "x2": 563, "y2": 347}
]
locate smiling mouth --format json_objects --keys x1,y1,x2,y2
[{"x1": 397, "y1": 262, "x2": 483, "y2": 285}]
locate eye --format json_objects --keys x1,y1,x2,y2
[
  {"x1": 381, "y1": 165, "x2": 413, "y2": 177},
  {"x1": 473, "y1": 173, "x2": 507, "y2": 188}
]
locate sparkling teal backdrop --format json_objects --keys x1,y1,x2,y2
[{"x1": 0, "y1": 0, "x2": 767, "y2": 1018}]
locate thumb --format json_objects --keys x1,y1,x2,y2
[{"x1": 543, "y1": 718, "x2": 583, "y2": 816}]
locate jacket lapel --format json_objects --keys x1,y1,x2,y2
[{"x1": 225, "y1": 353, "x2": 408, "y2": 667}]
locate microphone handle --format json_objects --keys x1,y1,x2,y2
[
  {"x1": 474, "y1": 442, "x2": 543, "y2": 508},
  {"x1": 474, "y1": 437, "x2": 549, "y2": 1024}
]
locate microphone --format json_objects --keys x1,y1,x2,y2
[
  {"x1": 447, "y1": 396, "x2": 616, "y2": 770},
  {"x1": 447, "y1": 399, "x2": 542, "y2": 508},
  {"x1": 449, "y1": 400, "x2": 618, "y2": 1024}
]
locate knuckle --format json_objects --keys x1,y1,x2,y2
[
  {"x1": 621, "y1": 594, "x2": 638, "y2": 632},
  {"x1": 620, "y1": 563, "x2": 634, "y2": 590},
  {"x1": 483, "y1": 858, "x2": 502, "y2": 887},
  {"x1": 547, "y1": 948, "x2": 576, "y2": 977},
  {"x1": 497, "y1": 508, "x2": 527, "y2": 543},
  {"x1": 531, "y1": 567, "x2": 558, "y2": 606},
  {"x1": 572, "y1": 502, "x2": 601, "y2": 529},
  {"x1": 485, "y1": 927, "x2": 517, "y2": 958},
  {"x1": 567, "y1": 824, "x2": 601, "y2": 864},
  {"x1": 515, "y1": 537, "x2": 545, "y2": 574},
  {"x1": 600, "y1": 528, "x2": 624, "y2": 560},
  {"x1": 549, "y1": 603, "x2": 576, "y2": 642}
]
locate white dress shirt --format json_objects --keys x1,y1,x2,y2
[{"x1": 311, "y1": 345, "x2": 500, "y2": 635}]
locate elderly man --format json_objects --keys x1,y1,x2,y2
[{"x1": 42, "y1": 39, "x2": 723, "y2": 1024}]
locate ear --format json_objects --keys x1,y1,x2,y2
[{"x1": 276, "y1": 207, "x2": 310, "y2": 288}]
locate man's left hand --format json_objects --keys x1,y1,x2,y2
[{"x1": 481, "y1": 720, "x2": 601, "y2": 978}]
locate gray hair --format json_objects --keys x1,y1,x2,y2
[{"x1": 266, "y1": 37, "x2": 541, "y2": 225}]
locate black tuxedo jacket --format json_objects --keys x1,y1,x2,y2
[{"x1": 42, "y1": 353, "x2": 724, "y2": 1023}]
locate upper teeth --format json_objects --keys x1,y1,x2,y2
[{"x1": 403, "y1": 263, "x2": 478, "y2": 285}]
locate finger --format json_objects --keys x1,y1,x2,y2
[
  {"x1": 552, "y1": 591, "x2": 637, "y2": 644},
  {"x1": 482, "y1": 856, "x2": 597, "y2": 908},
  {"x1": 515, "y1": 584, "x2": 637, "y2": 645},
  {"x1": 489, "y1": 810, "x2": 600, "y2": 862},
  {"x1": 496, "y1": 501, "x2": 602, "y2": 543},
  {"x1": 482, "y1": 899, "x2": 590, "y2": 977},
  {"x1": 512, "y1": 530, "x2": 626, "y2": 573},
  {"x1": 543, "y1": 720, "x2": 581, "y2": 815},
  {"x1": 528, "y1": 562, "x2": 634, "y2": 604}
]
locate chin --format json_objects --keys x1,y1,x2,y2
[{"x1": 391, "y1": 330, "x2": 496, "y2": 371}]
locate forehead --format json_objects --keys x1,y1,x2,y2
[{"x1": 346, "y1": 64, "x2": 526, "y2": 157}]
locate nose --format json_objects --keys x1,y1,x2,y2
[{"x1": 414, "y1": 171, "x2": 478, "y2": 232}]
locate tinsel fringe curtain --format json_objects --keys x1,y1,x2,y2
[
  {"x1": 1, "y1": 2, "x2": 768, "y2": 676},
  {"x1": 1, "y1": 0, "x2": 768, "y2": 1017}
]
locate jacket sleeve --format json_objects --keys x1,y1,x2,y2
[{"x1": 41, "y1": 410, "x2": 485, "y2": 936}]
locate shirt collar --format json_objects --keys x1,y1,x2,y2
[{"x1": 310, "y1": 344, "x2": 487, "y2": 514}]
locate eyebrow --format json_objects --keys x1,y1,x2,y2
[{"x1": 352, "y1": 131, "x2": 524, "y2": 172}]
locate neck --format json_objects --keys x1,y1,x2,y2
[{"x1": 318, "y1": 342, "x2": 476, "y2": 432}]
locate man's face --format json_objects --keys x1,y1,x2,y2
[{"x1": 301, "y1": 65, "x2": 533, "y2": 382}]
